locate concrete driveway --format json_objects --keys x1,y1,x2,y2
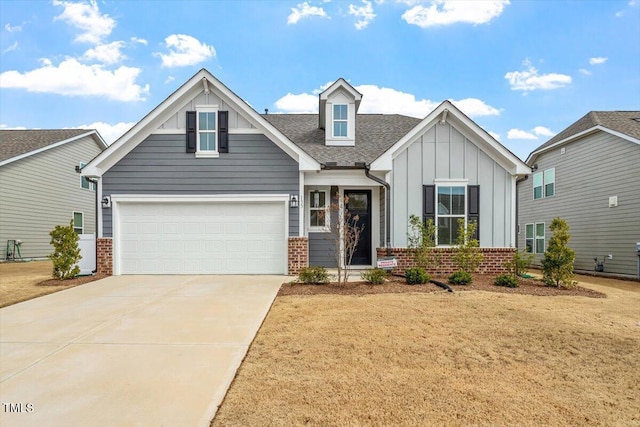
[{"x1": 0, "y1": 275, "x2": 283, "y2": 427}]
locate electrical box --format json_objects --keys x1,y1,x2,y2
[
  {"x1": 608, "y1": 196, "x2": 618, "y2": 207},
  {"x1": 636, "y1": 242, "x2": 640, "y2": 253}
]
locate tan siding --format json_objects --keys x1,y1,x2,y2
[
  {"x1": 0, "y1": 136, "x2": 103, "y2": 259},
  {"x1": 517, "y1": 131, "x2": 640, "y2": 277}
]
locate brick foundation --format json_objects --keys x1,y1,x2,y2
[
  {"x1": 376, "y1": 247, "x2": 515, "y2": 276},
  {"x1": 97, "y1": 238, "x2": 113, "y2": 276},
  {"x1": 288, "y1": 237, "x2": 308, "y2": 275}
]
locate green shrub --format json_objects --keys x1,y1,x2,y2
[
  {"x1": 452, "y1": 219, "x2": 483, "y2": 273},
  {"x1": 298, "y1": 266, "x2": 330, "y2": 285},
  {"x1": 361, "y1": 268, "x2": 387, "y2": 285},
  {"x1": 407, "y1": 215, "x2": 440, "y2": 270},
  {"x1": 448, "y1": 270, "x2": 473, "y2": 285},
  {"x1": 48, "y1": 220, "x2": 81, "y2": 280},
  {"x1": 494, "y1": 274, "x2": 519, "y2": 288},
  {"x1": 504, "y1": 250, "x2": 534, "y2": 277},
  {"x1": 542, "y1": 218, "x2": 576, "y2": 288},
  {"x1": 405, "y1": 267, "x2": 430, "y2": 285}
]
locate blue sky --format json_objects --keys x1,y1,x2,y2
[{"x1": 1, "y1": 0, "x2": 639, "y2": 160}]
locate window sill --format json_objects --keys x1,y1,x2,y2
[
  {"x1": 308, "y1": 227, "x2": 330, "y2": 233},
  {"x1": 195, "y1": 152, "x2": 220, "y2": 158}
]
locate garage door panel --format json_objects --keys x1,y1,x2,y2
[{"x1": 117, "y1": 201, "x2": 286, "y2": 274}]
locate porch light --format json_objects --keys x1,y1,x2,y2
[
  {"x1": 101, "y1": 195, "x2": 111, "y2": 209},
  {"x1": 290, "y1": 195, "x2": 299, "y2": 208}
]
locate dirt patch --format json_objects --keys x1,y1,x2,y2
[
  {"x1": 37, "y1": 275, "x2": 106, "y2": 287},
  {"x1": 279, "y1": 274, "x2": 606, "y2": 298}
]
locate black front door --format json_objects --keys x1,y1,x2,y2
[{"x1": 344, "y1": 190, "x2": 371, "y2": 265}]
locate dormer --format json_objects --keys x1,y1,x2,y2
[{"x1": 319, "y1": 78, "x2": 362, "y2": 146}]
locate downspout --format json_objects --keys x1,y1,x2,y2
[
  {"x1": 515, "y1": 175, "x2": 529, "y2": 250},
  {"x1": 77, "y1": 164, "x2": 99, "y2": 275}
]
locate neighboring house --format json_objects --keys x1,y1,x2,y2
[
  {"x1": 518, "y1": 111, "x2": 640, "y2": 278},
  {"x1": 82, "y1": 69, "x2": 530, "y2": 276},
  {"x1": 0, "y1": 130, "x2": 108, "y2": 260}
]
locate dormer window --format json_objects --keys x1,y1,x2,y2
[{"x1": 333, "y1": 104, "x2": 348, "y2": 137}]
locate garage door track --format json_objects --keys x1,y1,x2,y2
[{"x1": 0, "y1": 275, "x2": 283, "y2": 427}]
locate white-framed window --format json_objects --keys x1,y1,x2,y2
[
  {"x1": 73, "y1": 211, "x2": 84, "y2": 234},
  {"x1": 533, "y1": 168, "x2": 555, "y2": 199},
  {"x1": 79, "y1": 162, "x2": 96, "y2": 191},
  {"x1": 436, "y1": 185, "x2": 466, "y2": 246},
  {"x1": 333, "y1": 104, "x2": 348, "y2": 137},
  {"x1": 196, "y1": 105, "x2": 218, "y2": 156},
  {"x1": 525, "y1": 222, "x2": 545, "y2": 254},
  {"x1": 308, "y1": 189, "x2": 330, "y2": 231}
]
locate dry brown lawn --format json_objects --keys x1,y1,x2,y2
[
  {"x1": 213, "y1": 276, "x2": 640, "y2": 426},
  {"x1": 0, "y1": 260, "x2": 102, "y2": 308}
]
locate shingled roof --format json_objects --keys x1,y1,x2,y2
[
  {"x1": 0, "y1": 129, "x2": 93, "y2": 163},
  {"x1": 262, "y1": 113, "x2": 422, "y2": 166},
  {"x1": 532, "y1": 111, "x2": 640, "y2": 155}
]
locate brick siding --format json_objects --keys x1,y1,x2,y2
[
  {"x1": 288, "y1": 237, "x2": 308, "y2": 275},
  {"x1": 97, "y1": 238, "x2": 113, "y2": 276},
  {"x1": 376, "y1": 247, "x2": 515, "y2": 276}
]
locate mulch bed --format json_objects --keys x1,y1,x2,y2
[
  {"x1": 37, "y1": 274, "x2": 107, "y2": 287},
  {"x1": 278, "y1": 274, "x2": 606, "y2": 298}
]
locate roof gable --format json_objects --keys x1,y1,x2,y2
[
  {"x1": 0, "y1": 129, "x2": 107, "y2": 166},
  {"x1": 82, "y1": 69, "x2": 320, "y2": 176},
  {"x1": 526, "y1": 111, "x2": 640, "y2": 164},
  {"x1": 370, "y1": 101, "x2": 531, "y2": 175}
]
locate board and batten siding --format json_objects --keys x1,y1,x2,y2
[
  {"x1": 101, "y1": 133, "x2": 299, "y2": 237},
  {"x1": 0, "y1": 136, "x2": 102, "y2": 259},
  {"x1": 518, "y1": 131, "x2": 640, "y2": 277},
  {"x1": 392, "y1": 122, "x2": 514, "y2": 248}
]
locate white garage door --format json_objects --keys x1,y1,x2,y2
[{"x1": 116, "y1": 201, "x2": 286, "y2": 274}]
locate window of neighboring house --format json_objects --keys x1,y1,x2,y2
[
  {"x1": 333, "y1": 104, "x2": 348, "y2": 137},
  {"x1": 73, "y1": 212, "x2": 84, "y2": 234},
  {"x1": 525, "y1": 222, "x2": 545, "y2": 254},
  {"x1": 308, "y1": 190, "x2": 329, "y2": 231},
  {"x1": 533, "y1": 168, "x2": 555, "y2": 199},
  {"x1": 197, "y1": 106, "x2": 218, "y2": 156},
  {"x1": 79, "y1": 162, "x2": 96, "y2": 191},
  {"x1": 436, "y1": 186, "x2": 466, "y2": 246}
]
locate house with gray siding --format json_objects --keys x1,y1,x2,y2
[
  {"x1": 518, "y1": 111, "x2": 640, "y2": 278},
  {"x1": 82, "y1": 69, "x2": 530, "y2": 276},
  {"x1": 0, "y1": 130, "x2": 107, "y2": 260}
]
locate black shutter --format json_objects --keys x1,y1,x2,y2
[
  {"x1": 218, "y1": 111, "x2": 229, "y2": 153},
  {"x1": 468, "y1": 185, "x2": 480, "y2": 241},
  {"x1": 186, "y1": 111, "x2": 196, "y2": 153},
  {"x1": 423, "y1": 185, "x2": 435, "y2": 224}
]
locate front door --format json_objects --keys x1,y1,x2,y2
[{"x1": 344, "y1": 190, "x2": 371, "y2": 265}]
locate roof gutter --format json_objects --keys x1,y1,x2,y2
[{"x1": 320, "y1": 162, "x2": 392, "y2": 255}]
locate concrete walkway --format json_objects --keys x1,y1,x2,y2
[{"x1": 0, "y1": 275, "x2": 284, "y2": 427}]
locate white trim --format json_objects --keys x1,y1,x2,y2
[
  {"x1": 304, "y1": 169, "x2": 384, "y2": 187},
  {"x1": 0, "y1": 131, "x2": 107, "y2": 167},
  {"x1": 434, "y1": 182, "x2": 468, "y2": 246},
  {"x1": 110, "y1": 194, "x2": 289, "y2": 275},
  {"x1": 298, "y1": 171, "x2": 305, "y2": 237},
  {"x1": 150, "y1": 127, "x2": 261, "y2": 135},
  {"x1": 332, "y1": 104, "x2": 348, "y2": 138},
  {"x1": 526, "y1": 125, "x2": 640, "y2": 164},
  {"x1": 82, "y1": 69, "x2": 320, "y2": 177},
  {"x1": 307, "y1": 188, "x2": 330, "y2": 233},
  {"x1": 97, "y1": 179, "x2": 103, "y2": 238},
  {"x1": 72, "y1": 211, "x2": 84, "y2": 234},
  {"x1": 510, "y1": 175, "x2": 517, "y2": 247},
  {"x1": 195, "y1": 105, "x2": 219, "y2": 155}
]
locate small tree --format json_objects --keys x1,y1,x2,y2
[
  {"x1": 452, "y1": 218, "x2": 483, "y2": 273},
  {"x1": 325, "y1": 193, "x2": 365, "y2": 285},
  {"x1": 49, "y1": 220, "x2": 81, "y2": 280},
  {"x1": 407, "y1": 215, "x2": 439, "y2": 271},
  {"x1": 542, "y1": 217, "x2": 576, "y2": 288},
  {"x1": 503, "y1": 250, "x2": 534, "y2": 277}
]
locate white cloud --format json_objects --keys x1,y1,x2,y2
[
  {"x1": 275, "y1": 92, "x2": 318, "y2": 113},
  {"x1": 589, "y1": 57, "x2": 608, "y2": 65},
  {"x1": 579, "y1": 68, "x2": 592, "y2": 76},
  {"x1": 488, "y1": 131, "x2": 501, "y2": 141},
  {"x1": 53, "y1": 0, "x2": 116, "y2": 44},
  {"x1": 83, "y1": 41, "x2": 125, "y2": 64},
  {"x1": 164, "y1": 75, "x2": 175, "y2": 84},
  {"x1": 0, "y1": 124, "x2": 27, "y2": 130},
  {"x1": 5, "y1": 23, "x2": 22, "y2": 32},
  {"x1": 287, "y1": 2, "x2": 328, "y2": 24},
  {"x1": 75, "y1": 121, "x2": 134, "y2": 144},
  {"x1": 505, "y1": 59, "x2": 572, "y2": 91},
  {"x1": 349, "y1": 1, "x2": 376, "y2": 29},
  {"x1": 156, "y1": 34, "x2": 215, "y2": 67},
  {"x1": 507, "y1": 129, "x2": 537, "y2": 140},
  {"x1": 2, "y1": 41, "x2": 18, "y2": 54},
  {"x1": 130, "y1": 37, "x2": 148, "y2": 45},
  {"x1": 402, "y1": 0, "x2": 509, "y2": 28},
  {"x1": 507, "y1": 126, "x2": 555, "y2": 140},
  {"x1": 450, "y1": 98, "x2": 500, "y2": 117},
  {"x1": 0, "y1": 58, "x2": 149, "y2": 102}
]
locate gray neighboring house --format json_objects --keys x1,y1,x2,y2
[
  {"x1": 82, "y1": 69, "x2": 530, "y2": 276},
  {"x1": 518, "y1": 111, "x2": 640, "y2": 278},
  {"x1": 0, "y1": 130, "x2": 107, "y2": 260}
]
